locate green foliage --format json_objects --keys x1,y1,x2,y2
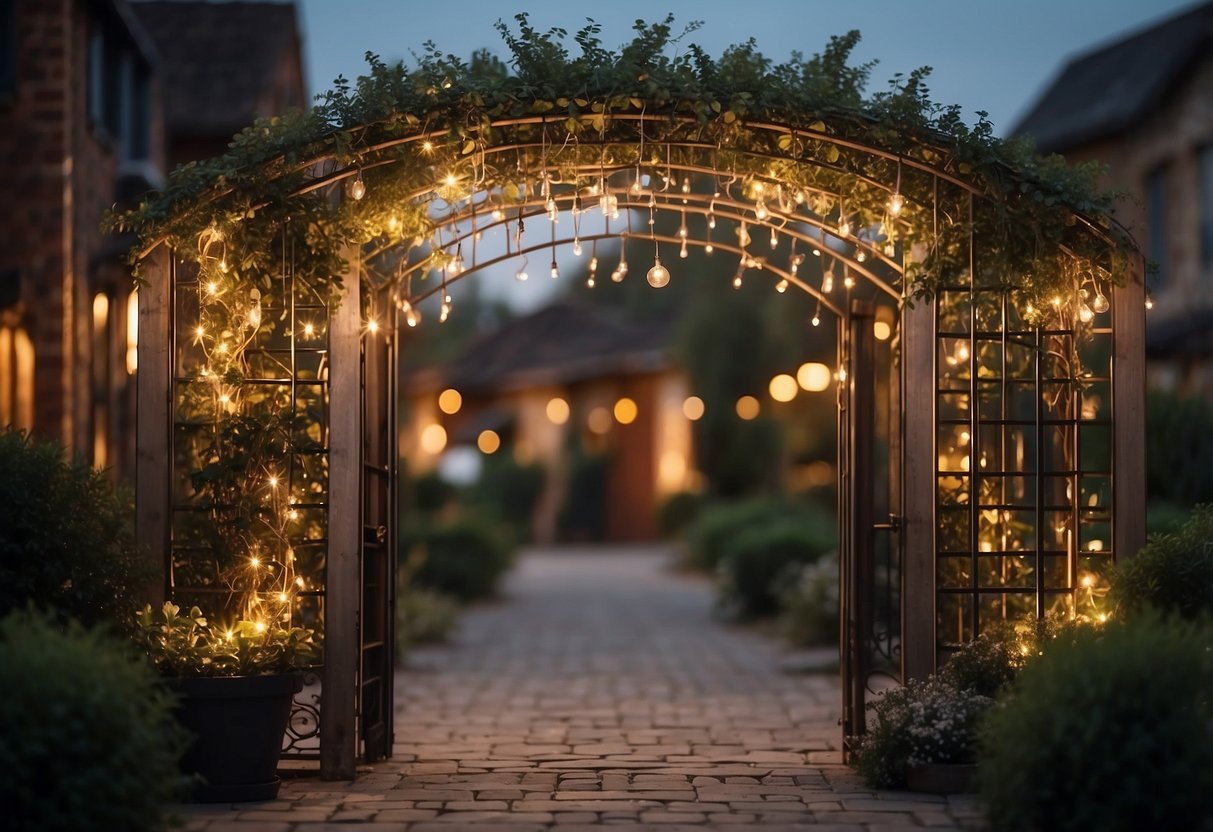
[
  {"x1": 408, "y1": 469, "x2": 456, "y2": 517},
  {"x1": 937, "y1": 622, "x2": 1025, "y2": 699},
  {"x1": 1111, "y1": 503, "x2": 1213, "y2": 620},
  {"x1": 655, "y1": 490, "x2": 706, "y2": 539},
  {"x1": 134, "y1": 602, "x2": 317, "y2": 677},
  {"x1": 778, "y1": 556, "x2": 839, "y2": 646},
  {"x1": 1146, "y1": 389, "x2": 1213, "y2": 506},
  {"x1": 979, "y1": 615, "x2": 1213, "y2": 832},
  {"x1": 112, "y1": 16, "x2": 1132, "y2": 327},
  {"x1": 0, "y1": 429, "x2": 152, "y2": 633},
  {"x1": 402, "y1": 518, "x2": 513, "y2": 601},
  {"x1": 0, "y1": 611, "x2": 186, "y2": 831},
  {"x1": 718, "y1": 509, "x2": 836, "y2": 618},
  {"x1": 464, "y1": 454, "x2": 545, "y2": 543},
  {"x1": 686, "y1": 498, "x2": 797, "y2": 572},
  {"x1": 853, "y1": 678, "x2": 993, "y2": 789},
  {"x1": 395, "y1": 587, "x2": 460, "y2": 659}
]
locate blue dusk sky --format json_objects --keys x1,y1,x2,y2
[{"x1": 298, "y1": 0, "x2": 1197, "y2": 136}]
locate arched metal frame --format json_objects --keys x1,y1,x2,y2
[{"x1": 135, "y1": 107, "x2": 1146, "y2": 779}]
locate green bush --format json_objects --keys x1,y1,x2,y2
[
  {"x1": 464, "y1": 454, "x2": 545, "y2": 542},
  {"x1": 396, "y1": 587, "x2": 460, "y2": 659},
  {"x1": 0, "y1": 611, "x2": 186, "y2": 831},
  {"x1": 1111, "y1": 503, "x2": 1213, "y2": 620},
  {"x1": 0, "y1": 429, "x2": 152, "y2": 632},
  {"x1": 853, "y1": 678, "x2": 993, "y2": 789},
  {"x1": 778, "y1": 556, "x2": 839, "y2": 646},
  {"x1": 979, "y1": 615, "x2": 1213, "y2": 832},
  {"x1": 402, "y1": 517, "x2": 513, "y2": 601},
  {"x1": 718, "y1": 513, "x2": 834, "y2": 618},
  {"x1": 655, "y1": 490, "x2": 705, "y2": 539},
  {"x1": 1146, "y1": 389, "x2": 1213, "y2": 506},
  {"x1": 686, "y1": 499, "x2": 795, "y2": 573}
]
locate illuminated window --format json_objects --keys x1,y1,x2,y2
[{"x1": 0, "y1": 323, "x2": 34, "y2": 431}]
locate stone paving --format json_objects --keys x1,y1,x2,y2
[{"x1": 177, "y1": 546, "x2": 986, "y2": 831}]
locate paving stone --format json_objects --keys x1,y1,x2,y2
[{"x1": 169, "y1": 548, "x2": 986, "y2": 830}]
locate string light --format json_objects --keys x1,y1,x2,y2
[
  {"x1": 646, "y1": 255, "x2": 670, "y2": 288},
  {"x1": 347, "y1": 171, "x2": 366, "y2": 201}
]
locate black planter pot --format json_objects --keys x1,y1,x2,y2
[{"x1": 172, "y1": 673, "x2": 303, "y2": 803}]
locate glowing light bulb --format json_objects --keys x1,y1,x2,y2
[
  {"x1": 348, "y1": 174, "x2": 366, "y2": 201},
  {"x1": 1145, "y1": 295, "x2": 1154, "y2": 310},
  {"x1": 680, "y1": 239, "x2": 689, "y2": 258},
  {"x1": 681, "y1": 177, "x2": 691, "y2": 194},
  {"x1": 587, "y1": 274, "x2": 596, "y2": 288},
  {"x1": 195, "y1": 325, "x2": 205, "y2": 339},
  {"x1": 515, "y1": 266, "x2": 528, "y2": 281},
  {"x1": 811, "y1": 313, "x2": 821, "y2": 327},
  {"x1": 770, "y1": 228, "x2": 778, "y2": 249},
  {"x1": 708, "y1": 214, "x2": 716, "y2": 230},
  {"x1": 1078, "y1": 303, "x2": 1094, "y2": 323},
  {"x1": 254, "y1": 621, "x2": 267, "y2": 634},
  {"x1": 889, "y1": 191, "x2": 904, "y2": 217},
  {"x1": 277, "y1": 593, "x2": 288, "y2": 603},
  {"x1": 589, "y1": 256, "x2": 598, "y2": 272},
  {"x1": 491, "y1": 208, "x2": 505, "y2": 221},
  {"x1": 843, "y1": 274, "x2": 855, "y2": 289},
  {"x1": 573, "y1": 239, "x2": 583, "y2": 256},
  {"x1": 250, "y1": 557, "x2": 260, "y2": 569},
  {"x1": 1092, "y1": 292, "x2": 1110, "y2": 314},
  {"x1": 646, "y1": 256, "x2": 670, "y2": 288},
  {"x1": 838, "y1": 217, "x2": 851, "y2": 237},
  {"x1": 856, "y1": 250, "x2": 866, "y2": 263},
  {"x1": 206, "y1": 281, "x2": 218, "y2": 295},
  {"x1": 268, "y1": 476, "x2": 278, "y2": 488},
  {"x1": 444, "y1": 173, "x2": 457, "y2": 188},
  {"x1": 366, "y1": 318, "x2": 379, "y2": 333},
  {"x1": 822, "y1": 272, "x2": 834, "y2": 293},
  {"x1": 550, "y1": 261, "x2": 560, "y2": 279},
  {"x1": 755, "y1": 201, "x2": 768, "y2": 220},
  {"x1": 733, "y1": 272, "x2": 743, "y2": 289},
  {"x1": 421, "y1": 140, "x2": 434, "y2": 153},
  {"x1": 775, "y1": 279, "x2": 788, "y2": 293}
]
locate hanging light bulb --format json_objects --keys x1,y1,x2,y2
[
  {"x1": 589, "y1": 255, "x2": 599, "y2": 272},
  {"x1": 1145, "y1": 293, "x2": 1154, "y2": 310},
  {"x1": 705, "y1": 243, "x2": 714, "y2": 255},
  {"x1": 680, "y1": 240, "x2": 688, "y2": 259},
  {"x1": 755, "y1": 200, "x2": 768, "y2": 221},
  {"x1": 347, "y1": 172, "x2": 366, "y2": 201},
  {"x1": 515, "y1": 256, "x2": 529, "y2": 281},
  {"x1": 491, "y1": 207, "x2": 505, "y2": 221},
  {"x1": 843, "y1": 273, "x2": 855, "y2": 289},
  {"x1": 405, "y1": 306, "x2": 419, "y2": 327},
  {"x1": 811, "y1": 311, "x2": 821, "y2": 327},
  {"x1": 439, "y1": 300, "x2": 450, "y2": 323},
  {"x1": 822, "y1": 271, "x2": 835, "y2": 293},
  {"x1": 1091, "y1": 290, "x2": 1110, "y2": 314},
  {"x1": 889, "y1": 191, "x2": 904, "y2": 217},
  {"x1": 707, "y1": 212, "x2": 716, "y2": 230},
  {"x1": 856, "y1": 250, "x2": 867, "y2": 263},
  {"x1": 573, "y1": 238, "x2": 583, "y2": 256},
  {"x1": 647, "y1": 256, "x2": 670, "y2": 288},
  {"x1": 681, "y1": 177, "x2": 691, "y2": 195},
  {"x1": 776, "y1": 279, "x2": 789, "y2": 293},
  {"x1": 838, "y1": 216, "x2": 851, "y2": 237},
  {"x1": 770, "y1": 228, "x2": 779, "y2": 249},
  {"x1": 1078, "y1": 303, "x2": 1094, "y2": 324},
  {"x1": 549, "y1": 259, "x2": 560, "y2": 279}
]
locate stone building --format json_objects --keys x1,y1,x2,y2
[
  {"x1": 1013, "y1": 1, "x2": 1213, "y2": 395},
  {"x1": 0, "y1": 0, "x2": 305, "y2": 475}
]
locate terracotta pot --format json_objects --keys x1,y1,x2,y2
[
  {"x1": 906, "y1": 762, "x2": 978, "y2": 794},
  {"x1": 172, "y1": 673, "x2": 302, "y2": 802}
]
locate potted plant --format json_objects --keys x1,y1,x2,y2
[{"x1": 135, "y1": 601, "x2": 316, "y2": 802}]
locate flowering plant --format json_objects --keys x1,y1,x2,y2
[
  {"x1": 852, "y1": 677, "x2": 993, "y2": 788},
  {"x1": 134, "y1": 601, "x2": 316, "y2": 678}
]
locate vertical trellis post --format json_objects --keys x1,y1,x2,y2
[
  {"x1": 321, "y1": 247, "x2": 361, "y2": 780},
  {"x1": 135, "y1": 244, "x2": 172, "y2": 604},
  {"x1": 1113, "y1": 254, "x2": 1147, "y2": 562},
  {"x1": 901, "y1": 297, "x2": 935, "y2": 682}
]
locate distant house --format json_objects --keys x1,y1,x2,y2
[
  {"x1": 403, "y1": 300, "x2": 699, "y2": 543},
  {"x1": 0, "y1": 0, "x2": 304, "y2": 475},
  {"x1": 1012, "y1": 1, "x2": 1213, "y2": 396}
]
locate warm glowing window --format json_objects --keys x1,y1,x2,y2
[{"x1": 0, "y1": 324, "x2": 34, "y2": 431}]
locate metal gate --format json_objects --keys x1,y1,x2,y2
[
  {"x1": 840, "y1": 299, "x2": 902, "y2": 753},
  {"x1": 359, "y1": 284, "x2": 397, "y2": 763}
]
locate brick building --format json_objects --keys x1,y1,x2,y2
[
  {"x1": 0, "y1": 0, "x2": 304, "y2": 475},
  {"x1": 1013, "y1": 1, "x2": 1213, "y2": 395}
]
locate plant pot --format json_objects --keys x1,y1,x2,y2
[
  {"x1": 906, "y1": 762, "x2": 978, "y2": 794},
  {"x1": 172, "y1": 673, "x2": 303, "y2": 803}
]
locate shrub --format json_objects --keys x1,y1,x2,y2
[
  {"x1": 396, "y1": 587, "x2": 460, "y2": 660},
  {"x1": 1146, "y1": 389, "x2": 1213, "y2": 506},
  {"x1": 979, "y1": 615, "x2": 1213, "y2": 832},
  {"x1": 686, "y1": 498, "x2": 797, "y2": 573},
  {"x1": 1111, "y1": 503, "x2": 1213, "y2": 620},
  {"x1": 0, "y1": 429, "x2": 153, "y2": 632},
  {"x1": 0, "y1": 611, "x2": 186, "y2": 831},
  {"x1": 778, "y1": 556, "x2": 839, "y2": 646},
  {"x1": 853, "y1": 677, "x2": 993, "y2": 789},
  {"x1": 464, "y1": 454, "x2": 545, "y2": 542},
  {"x1": 718, "y1": 513, "x2": 834, "y2": 618},
  {"x1": 402, "y1": 517, "x2": 513, "y2": 601},
  {"x1": 655, "y1": 490, "x2": 705, "y2": 539}
]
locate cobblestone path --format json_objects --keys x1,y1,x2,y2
[{"x1": 179, "y1": 546, "x2": 985, "y2": 831}]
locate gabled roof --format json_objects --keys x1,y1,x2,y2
[
  {"x1": 1011, "y1": 2, "x2": 1213, "y2": 153},
  {"x1": 411, "y1": 299, "x2": 676, "y2": 395},
  {"x1": 130, "y1": 1, "x2": 303, "y2": 137}
]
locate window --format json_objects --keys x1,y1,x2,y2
[
  {"x1": 1146, "y1": 164, "x2": 1169, "y2": 285},
  {"x1": 0, "y1": 0, "x2": 16, "y2": 100},
  {"x1": 87, "y1": 17, "x2": 151, "y2": 160},
  {"x1": 0, "y1": 323, "x2": 34, "y2": 431},
  {"x1": 1200, "y1": 145, "x2": 1213, "y2": 267}
]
